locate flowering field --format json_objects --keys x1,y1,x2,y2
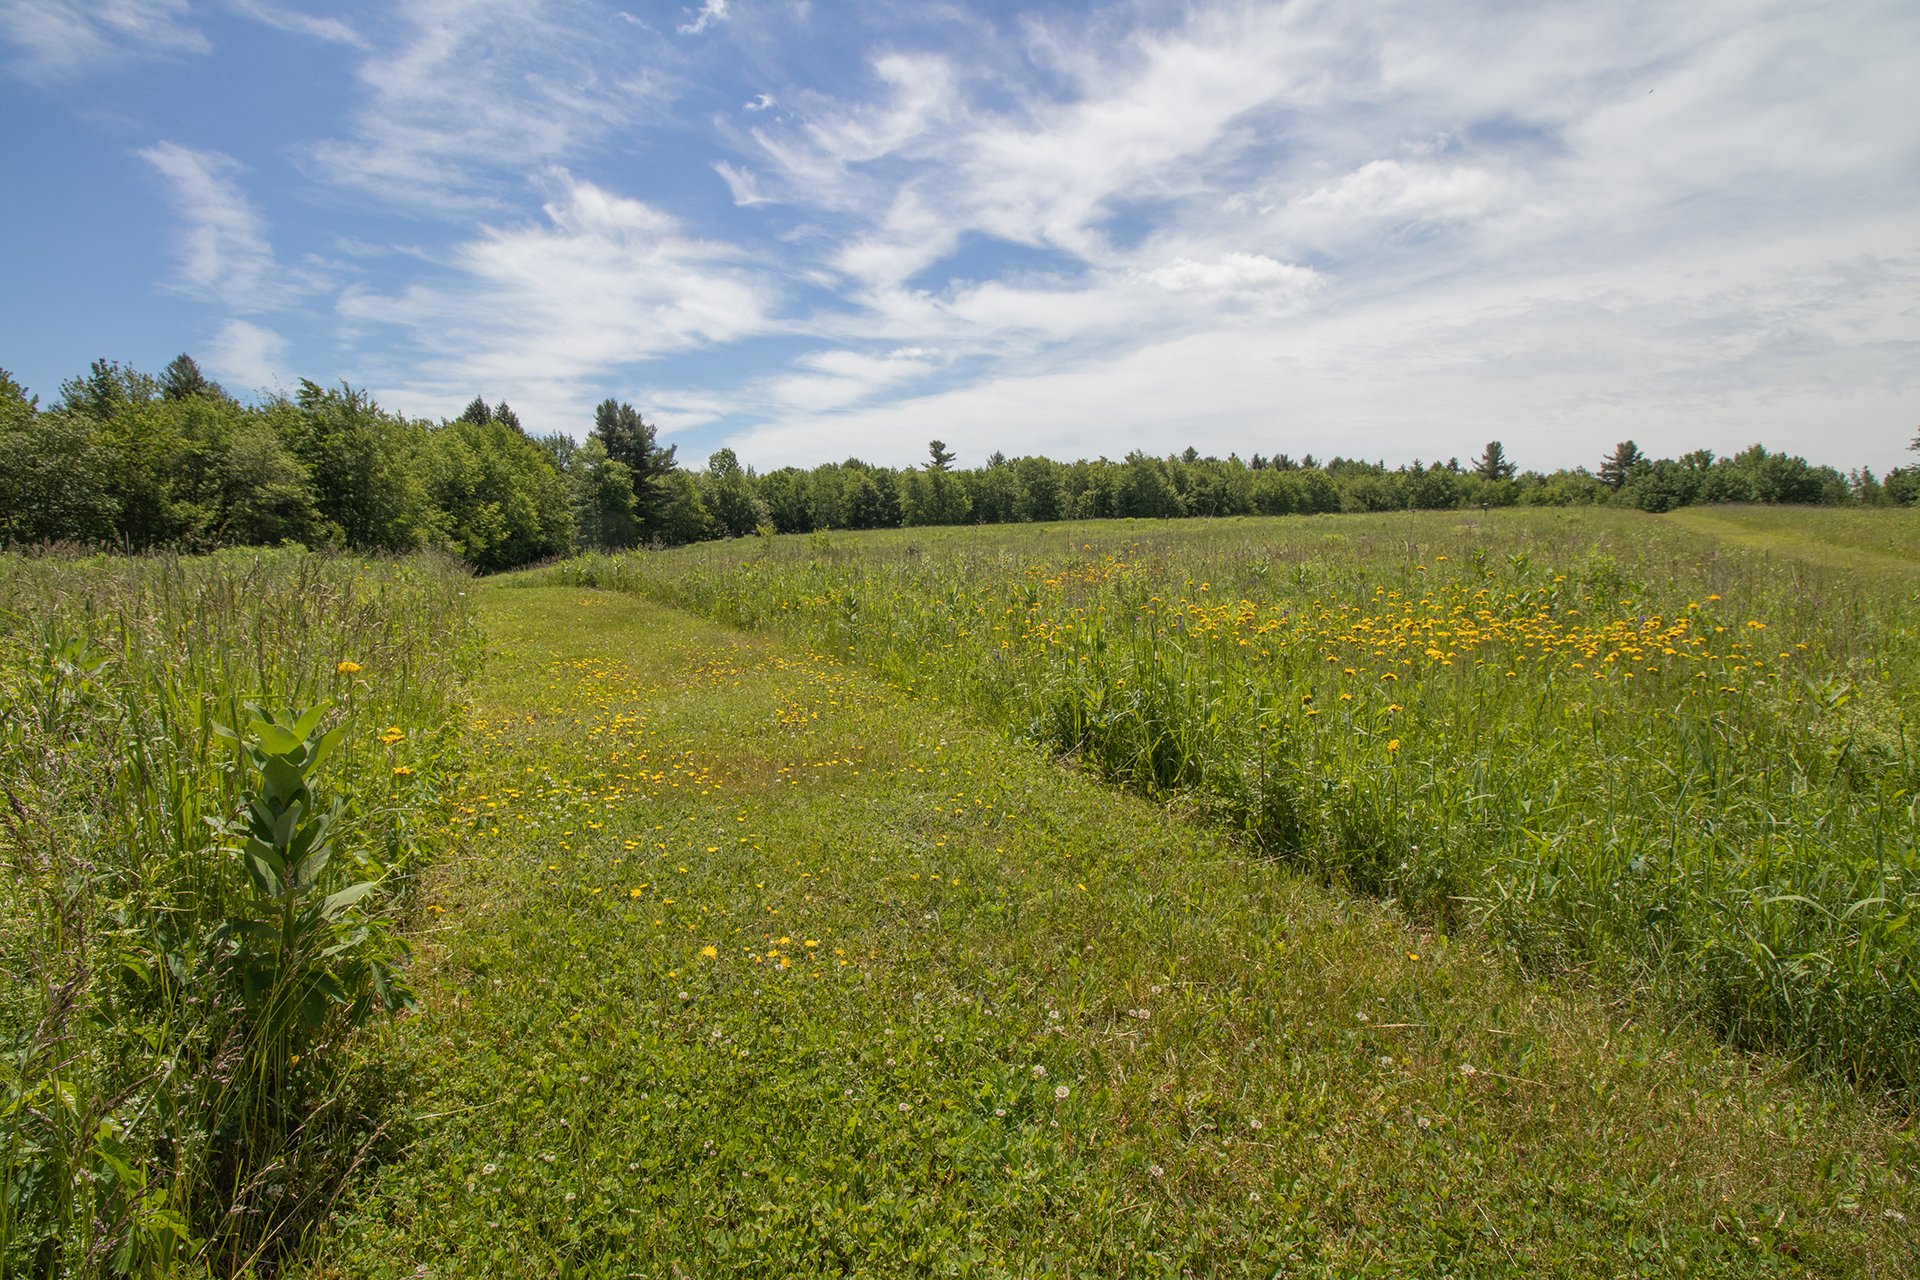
[
  {"x1": 303, "y1": 583, "x2": 1913, "y2": 1276},
  {"x1": 8, "y1": 528, "x2": 1918, "y2": 1275},
  {"x1": 542, "y1": 506, "x2": 1920, "y2": 1091}
]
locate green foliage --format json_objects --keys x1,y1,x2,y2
[
  {"x1": 275, "y1": 382, "x2": 435, "y2": 552},
  {"x1": 212, "y1": 704, "x2": 409, "y2": 1042},
  {"x1": 160, "y1": 354, "x2": 218, "y2": 403},
  {"x1": 296, "y1": 580, "x2": 1916, "y2": 1276},
  {"x1": 655, "y1": 469, "x2": 715, "y2": 545},
  {"x1": 1598, "y1": 439, "x2": 1647, "y2": 489},
  {"x1": 422, "y1": 416, "x2": 576, "y2": 570},
  {"x1": 550, "y1": 508, "x2": 1920, "y2": 1093},
  {"x1": 1473, "y1": 440, "x2": 1516, "y2": 481},
  {"x1": 101, "y1": 396, "x2": 322, "y2": 549},
  {"x1": 0, "y1": 376, "x2": 117, "y2": 546},
  {"x1": 901, "y1": 464, "x2": 972, "y2": 526},
  {"x1": 566, "y1": 438, "x2": 642, "y2": 551},
  {"x1": 57, "y1": 358, "x2": 159, "y2": 422},
  {"x1": 0, "y1": 355, "x2": 1881, "y2": 567},
  {"x1": 0, "y1": 550, "x2": 473, "y2": 1275},
  {"x1": 590, "y1": 400, "x2": 678, "y2": 535},
  {"x1": 699, "y1": 449, "x2": 771, "y2": 539}
]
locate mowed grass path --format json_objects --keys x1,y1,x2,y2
[{"x1": 304, "y1": 586, "x2": 1915, "y2": 1278}]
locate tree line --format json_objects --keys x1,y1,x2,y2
[{"x1": 4, "y1": 356, "x2": 1914, "y2": 570}]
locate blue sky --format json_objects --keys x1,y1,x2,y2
[{"x1": 2, "y1": 0, "x2": 1917, "y2": 474}]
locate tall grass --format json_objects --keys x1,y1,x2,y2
[
  {"x1": 532, "y1": 508, "x2": 1920, "y2": 1092},
  {"x1": 0, "y1": 548, "x2": 476, "y2": 1276}
]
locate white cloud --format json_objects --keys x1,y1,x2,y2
[
  {"x1": 19, "y1": 0, "x2": 1913, "y2": 474},
  {"x1": 342, "y1": 171, "x2": 781, "y2": 434},
  {"x1": 681, "y1": 0, "x2": 1919, "y2": 472},
  {"x1": 138, "y1": 142, "x2": 313, "y2": 311},
  {"x1": 0, "y1": 0, "x2": 205, "y2": 77},
  {"x1": 205, "y1": 319, "x2": 291, "y2": 393},
  {"x1": 759, "y1": 346, "x2": 938, "y2": 414},
  {"x1": 1295, "y1": 160, "x2": 1504, "y2": 223},
  {"x1": 713, "y1": 160, "x2": 771, "y2": 206},
  {"x1": 677, "y1": 0, "x2": 728, "y2": 37},
  {"x1": 724, "y1": 210, "x2": 1920, "y2": 473},
  {"x1": 226, "y1": 0, "x2": 363, "y2": 47},
  {"x1": 304, "y1": 0, "x2": 670, "y2": 213},
  {"x1": 1141, "y1": 253, "x2": 1324, "y2": 299}
]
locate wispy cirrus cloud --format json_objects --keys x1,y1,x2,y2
[
  {"x1": 341, "y1": 170, "x2": 781, "y2": 431},
  {"x1": 698, "y1": 0, "x2": 1920, "y2": 466},
  {"x1": 20, "y1": 0, "x2": 1910, "y2": 471},
  {"x1": 304, "y1": 0, "x2": 673, "y2": 214},
  {"x1": 0, "y1": 0, "x2": 205, "y2": 78},
  {"x1": 225, "y1": 0, "x2": 364, "y2": 47},
  {"x1": 138, "y1": 141, "x2": 317, "y2": 311},
  {"x1": 677, "y1": 0, "x2": 728, "y2": 38}
]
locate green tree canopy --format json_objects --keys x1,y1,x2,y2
[
  {"x1": 421, "y1": 415, "x2": 575, "y2": 570},
  {"x1": 1598, "y1": 440, "x2": 1646, "y2": 490},
  {"x1": 161, "y1": 353, "x2": 219, "y2": 401},
  {"x1": 591, "y1": 399, "x2": 679, "y2": 531},
  {"x1": 1473, "y1": 440, "x2": 1516, "y2": 481}
]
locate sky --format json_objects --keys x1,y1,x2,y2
[{"x1": 2, "y1": 0, "x2": 1917, "y2": 475}]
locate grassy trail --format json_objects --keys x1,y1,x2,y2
[
  {"x1": 304, "y1": 585, "x2": 1915, "y2": 1277},
  {"x1": 1664, "y1": 507, "x2": 1920, "y2": 575}
]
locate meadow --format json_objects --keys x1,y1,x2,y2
[
  {"x1": 5, "y1": 510, "x2": 1919, "y2": 1276},
  {"x1": 0, "y1": 550, "x2": 474, "y2": 1275},
  {"x1": 302, "y1": 581, "x2": 1915, "y2": 1277},
  {"x1": 538, "y1": 506, "x2": 1920, "y2": 1092}
]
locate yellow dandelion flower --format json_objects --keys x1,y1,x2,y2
[
  {"x1": 335, "y1": 660, "x2": 362, "y2": 674},
  {"x1": 701, "y1": 945, "x2": 718, "y2": 958}
]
